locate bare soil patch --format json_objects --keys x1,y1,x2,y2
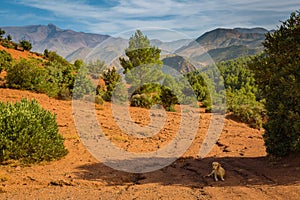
[
  {"x1": 0, "y1": 88, "x2": 299, "y2": 199},
  {"x1": 0, "y1": 45, "x2": 42, "y2": 60}
]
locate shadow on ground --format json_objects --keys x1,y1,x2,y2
[{"x1": 74, "y1": 155, "x2": 300, "y2": 187}]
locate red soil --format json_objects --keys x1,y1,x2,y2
[
  {"x1": 0, "y1": 88, "x2": 299, "y2": 199},
  {"x1": 0, "y1": 45, "x2": 42, "y2": 60}
]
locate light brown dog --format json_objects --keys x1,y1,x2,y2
[{"x1": 207, "y1": 162, "x2": 225, "y2": 181}]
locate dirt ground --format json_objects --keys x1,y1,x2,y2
[
  {"x1": 0, "y1": 88, "x2": 300, "y2": 200},
  {"x1": 0, "y1": 45, "x2": 42, "y2": 60}
]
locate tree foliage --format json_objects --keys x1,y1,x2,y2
[
  {"x1": 0, "y1": 50, "x2": 13, "y2": 72},
  {"x1": 87, "y1": 59, "x2": 107, "y2": 79},
  {"x1": 19, "y1": 40, "x2": 32, "y2": 51},
  {"x1": 0, "y1": 29, "x2": 5, "y2": 39},
  {"x1": 249, "y1": 11, "x2": 300, "y2": 157},
  {"x1": 0, "y1": 99, "x2": 68, "y2": 163},
  {"x1": 119, "y1": 30, "x2": 162, "y2": 74},
  {"x1": 5, "y1": 50, "x2": 93, "y2": 100},
  {"x1": 218, "y1": 57, "x2": 265, "y2": 128},
  {"x1": 6, "y1": 58, "x2": 48, "y2": 91},
  {"x1": 72, "y1": 64, "x2": 95, "y2": 99},
  {"x1": 98, "y1": 67, "x2": 121, "y2": 101},
  {"x1": 7, "y1": 34, "x2": 12, "y2": 41},
  {"x1": 119, "y1": 30, "x2": 178, "y2": 110}
]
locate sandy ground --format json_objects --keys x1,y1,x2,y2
[{"x1": 0, "y1": 88, "x2": 299, "y2": 199}]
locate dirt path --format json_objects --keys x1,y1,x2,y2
[{"x1": 0, "y1": 88, "x2": 300, "y2": 199}]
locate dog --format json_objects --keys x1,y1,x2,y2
[{"x1": 206, "y1": 161, "x2": 225, "y2": 181}]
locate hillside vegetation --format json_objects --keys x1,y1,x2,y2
[{"x1": 0, "y1": 10, "x2": 299, "y2": 165}]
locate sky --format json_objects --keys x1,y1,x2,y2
[{"x1": 0, "y1": 0, "x2": 299, "y2": 41}]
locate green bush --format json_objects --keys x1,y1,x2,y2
[
  {"x1": 160, "y1": 86, "x2": 178, "y2": 111},
  {"x1": 0, "y1": 29, "x2": 5, "y2": 39},
  {"x1": 87, "y1": 60, "x2": 107, "y2": 79},
  {"x1": 131, "y1": 93, "x2": 153, "y2": 108},
  {"x1": 72, "y1": 66, "x2": 95, "y2": 99},
  {"x1": 227, "y1": 90, "x2": 266, "y2": 128},
  {"x1": 129, "y1": 83, "x2": 160, "y2": 109},
  {"x1": 0, "y1": 99, "x2": 68, "y2": 163},
  {"x1": 5, "y1": 53, "x2": 80, "y2": 99},
  {"x1": 0, "y1": 50, "x2": 13, "y2": 72},
  {"x1": 1, "y1": 40, "x2": 15, "y2": 49},
  {"x1": 6, "y1": 58, "x2": 48, "y2": 91},
  {"x1": 101, "y1": 67, "x2": 122, "y2": 101},
  {"x1": 19, "y1": 40, "x2": 32, "y2": 51}
]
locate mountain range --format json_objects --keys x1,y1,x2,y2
[
  {"x1": 175, "y1": 27, "x2": 268, "y2": 64},
  {"x1": 1, "y1": 24, "x2": 269, "y2": 68}
]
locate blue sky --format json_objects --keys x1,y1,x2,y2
[{"x1": 0, "y1": 0, "x2": 299, "y2": 41}]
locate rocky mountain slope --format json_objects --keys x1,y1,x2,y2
[
  {"x1": 1, "y1": 24, "x2": 191, "y2": 63},
  {"x1": 1, "y1": 24, "x2": 269, "y2": 70},
  {"x1": 1, "y1": 24, "x2": 110, "y2": 59},
  {"x1": 176, "y1": 27, "x2": 268, "y2": 64}
]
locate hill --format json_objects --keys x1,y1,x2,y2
[
  {"x1": 1, "y1": 24, "x2": 110, "y2": 60},
  {"x1": 1, "y1": 24, "x2": 192, "y2": 63},
  {"x1": 1, "y1": 25, "x2": 269, "y2": 70},
  {"x1": 175, "y1": 27, "x2": 268, "y2": 64},
  {"x1": 162, "y1": 55, "x2": 197, "y2": 74},
  {"x1": 194, "y1": 28, "x2": 267, "y2": 50},
  {"x1": 0, "y1": 44, "x2": 42, "y2": 60}
]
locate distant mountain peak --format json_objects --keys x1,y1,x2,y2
[
  {"x1": 233, "y1": 27, "x2": 268, "y2": 34},
  {"x1": 1, "y1": 24, "x2": 110, "y2": 58},
  {"x1": 47, "y1": 23, "x2": 60, "y2": 31},
  {"x1": 175, "y1": 27, "x2": 267, "y2": 64}
]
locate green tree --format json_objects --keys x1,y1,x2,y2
[
  {"x1": 0, "y1": 28, "x2": 5, "y2": 39},
  {"x1": 119, "y1": 30, "x2": 164, "y2": 85},
  {"x1": 119, "y1": 30, "x2": 177, "y2": 109},
  {"x1": 44, "y1": 49, "x2": 49, "y2": 58},
  {"x1": 216, "y1": 57, "x2": 265, "y2": 128},
  {"x1": 100, "y1": 67, "x2": 122, "y2": 101},
  {"x1": 72, "y1": 64, "x2": 94, "y2": 99},
  {"x1": 0, "y1": 50, "x2": 13, "y2": 72},
  {"x1": 74, "y1": 59, "x2": 84, "y2": 71},
  {"x1": 6, "y1": 34, "x2": 12, "y2": 41},
  {"x1": 19, "y1": 40, "x2": 32, "y2": 51},
  {"x1": 87, "y1": 59, "x2": 107, "y2": 79},
  {"x1": 249, "y1": 11, "x2": 300, "y2": 157}
]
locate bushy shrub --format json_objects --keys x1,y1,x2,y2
[
  {"x1": 6, "y1": 58, "x2": 48, "y2": 91},
  {"x1": 72, "y1": 66, "x2": 95, "y2": 99},
  {"x1": 0, "y1": 50, "x2": 13, "y2": 72},
  {"x1": 227, "y1": 90, "x2": 266, "y2": 128},
  {"x1": 4, "y1": 52, "x2": 89, "y2": 100},
  {"x1": 160, "y1": 86, "x2": 178, "y2": 111},
  {"x1": 44, "y1": 59, "x2": 75, "y2": 99},
  {"x1": 95, "y1": 95, "x2": 104, "y2": 105},
  {"x1": 19, "y1": 40, "x2": 32, "y2": 51},
  {"x1": 87, "y1": 60, "x2": 107, "y2": 79},
  {"x1": 131, "y1": 93, "x2": 153, "y2": 108},
  {"x1": 101, "y1": 67, "x2": 122, "y2": 101},
  {"x1": 185, "y1": 71, "x2": 210, "y2": 102},
  {"x1": 0, "y1": 99, "x2": 68, "y2": 163},
  {"x1": 5, "y1": 58, "x2": 64, "y2": 98},
  {"x1": 58, "y1": 86, "x2": 72, "y2": 100},
  {"x1": 0, "y1": 40, "x2": 15, "y2": 49},
  {"x1": 130, "y1": 83, "x2": 160, "y2": 109}
]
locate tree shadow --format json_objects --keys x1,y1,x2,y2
[{"x1": 74, "y1": 155, "x2": 300, "y2": 188}]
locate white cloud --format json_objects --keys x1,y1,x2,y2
[{"x1": 14, "y1": 0, "x2": 300, "y2": 40}]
